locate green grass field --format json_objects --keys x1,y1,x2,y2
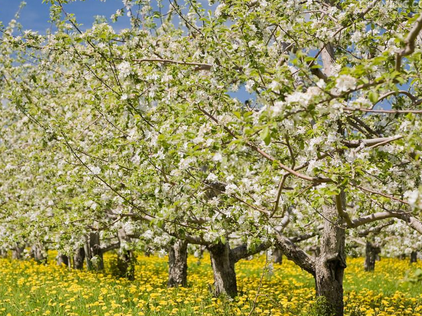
[{"x1": 0, "y1": 254, "x2": 421, "y2": 316}]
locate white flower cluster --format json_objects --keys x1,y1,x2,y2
[
  {"x1": 335, "y1": 75, "x2": 357, "y2": 93},
  {"x1": 405, "y1": 189, "x2": 422, "y2": 209},
  {"x1": 215, "y1": 4, "x2": 226, "y2": 18},
  {"x1": 179, "y1": 157, "x2": 196, "y2": 170},
  {"x1": 117, "y1": 61, "x2": 132, "y2": 79}
]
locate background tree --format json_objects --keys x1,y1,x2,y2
[{"x1": 2, "y1": 1, "x2": 422, "y2": 315}]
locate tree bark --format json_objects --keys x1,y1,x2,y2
[
  {"x1": 30, "y1": 243, "x2": 47, "y2": 264},
  {"x1": 73, "y1": 247, "x2": 85, "y2": 269},
  {"x1": 85, "y1": 232, "x2": 104, "y2": 271},
  {"x1": 272, "y1": 248, "x2": 283, "y2": 264},
  {"x1": 116, "y1": 251, "x2": 136, "y2": 280},
  {"x1": 208, "y1": 242, "x2": 237, "y2": 298},
  {"x1": 168, "y1": 240, "x2": 188, "y2": 287},
  {"x1": 116, "y1": 228, "x2": 136, "y2": 280},
  {"x1": 314, "y1": 202, "x2": 346, "y2": 316},
  {"x1": 0, "y1": 248, "x2": 8, "y2": 258},
  {"x1": 411, "y1": 251, "x2": 418, "y2": 263},
  {"x1": 364, "y1": 242, "x2": 380, "y2": 271},
  {"x1": 57, "y1": 254, "x2": 69, "y2": 267},
  {"x1": 274, "y1": 234, "x2": 315, "y2": 275},
  {"x1": 12, "y1": 245, "x2": 25, "y2": 260}
]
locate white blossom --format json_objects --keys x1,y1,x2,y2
[
  {"x1": 335, "y1": 75, "x2": 357, "y2": 92},
  {"x1": 117, "y1": 61, "x2": 131, "y2": 79},
  {"x1": 206, "y1": 173, "x2": 218, "y2": 181},
  {"x1": 212, "y1": 152, "x2": 223, "y2": 162},
  {"x1": 215, "y1": 4, "x2": 226, "y2": 17},
  {"x1": 90, "y1": 166, "x2": 101, "y2": 175}
]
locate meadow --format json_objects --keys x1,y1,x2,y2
[{"x1": 0, "y1": 253, "x2": 422, "y2": 316}]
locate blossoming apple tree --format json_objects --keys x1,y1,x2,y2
[{"x1": 2, "y1": 0, "x2": 422, "y2": 315}]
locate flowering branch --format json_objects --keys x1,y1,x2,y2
[
  {"x1": 354, "y1": 185, "x2": 409, "y2": 205},
  {"x1": 342, "y1": 135, "x2": 403, "y2": 148},
  {"x1": 396, "y1": 13, "x2": 422, "y2": 71},
  {"x1": 130, "y1": 58, "x2": 212, "y2": 70},
  {"x1": 344, "y1": 107, "x2": 422, "y2": 114}
]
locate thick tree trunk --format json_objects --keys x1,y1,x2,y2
[
  {"x1": 12, "y1": 245, "x2": 25, "y2": 260},
  {"x1": 116, "y1": 229, "x2": 136, "y2": 280},
  {"x1": 411, "y1": 251, "x2": 418, "y2": 263},
  {"x1": 364, "y1": 242, "x2": 380, "y2": 271},
  {"x1": 272, "y1": 248, "x2": 283, "y2": 264},
  {"x1": 168, "y1": 240, "x2": 188, "y2": 287},
  {"x1": 314, "y1": 202, "x2": 346, "y2": 316},
  {"x1": 0, "y1": 249, "x2": 8, "y2": 258},
  {"x1": 57, "y1": 254, "x2": 69, "y2": 267},
  {"x1": 117, "y1": 251, "x2": 136, "y2": 280},
  {"x1": 85, "y1": 232, "x2": 104, "y2": 271},
  {"x1": 30, "y1": 243, "x2": 47, "y2": 264},
  {"x1": 73, "y1": 247, "x2": 85, "y2": 269},
  {"x1": 208, "y1": 242, "x2": 237, "y2": 298}
]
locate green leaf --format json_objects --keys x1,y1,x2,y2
[
  {"x1": 368, "y1": 91, "x2": 379, "y2": 104},
  {"x1": 260, "y1": 126, "x2": 271, "y2": 145}
]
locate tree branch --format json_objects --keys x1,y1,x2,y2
[
  {"x1": 336, "y1": 192, "x2": 353, "y2": 227},
  {"x1": 101, "y1": 242, "x2": 120, "y2": 253},
  {"x1": 374, "y1": 90, "x2": 417, "y2": 106},
  {"x1": 230, "y1": 241, "x2": 272, "y2": 263},
  {"x1": 289, "y1": 231, "x2": 320, "y2": 243},
  {"x1": 272, "y1": 174, "x2": 288, "y2": 216},
  {"x1": 344, "y1": 107, "x2": 422, "y2": 114},
  {"x1": 129, "y1": 58, "x2": 212, "y2": 70},
  {"x1": 355, "y1": 185, "x2": 409, "y2": 205},
  {"x1": 342, "y1": 135, "x2": 403, "y2": 148},
  {"x1": 274, "y1": 232, "x2": 315, "y2": 275},
  {"x1": 396, "y1": 13, "x2": 422, "y2": 71},
  {"x1": 350, "y1": 211, "x2": 399, "y2": 227},
  {"x1": 357, "y1": 220, "x2": 394, "y2": 237}
]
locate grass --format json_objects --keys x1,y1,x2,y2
[{"x1": 0, "y1": 253, "x2": 422, "y2": 315}]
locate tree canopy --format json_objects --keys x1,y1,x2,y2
[{"x1": 1, "y1": 0, "x2": 422, "y2": 315}]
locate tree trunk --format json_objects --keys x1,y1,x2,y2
[
  {"x1": 0, "y1": 249, "x2": 8, "y2": 258},
  {"x1": 364, "y1": 242, "x2": 380, "y2": 271},
  {"x1": 411, "y1": 251, "x2": 418, "y2": 263},
  {"x1": 30, "y1": 243, "x2": 47, "y2": 264},
  {"x1": 168, "y1": 240, "x2": 188, "y2": 287},
  {"x1": 117, "y1": 251, "x2": 136, "y2": 280},
  {"x1": 116, "y1": 229, "x2": 136, "y2": 280},
  {"x1": 208, "y1": 242, "x2": 237, "y2": 298},
  {"x1": 57, "y1": 254, "x2": 69, "y2": 267},
  {"x1": 273, "y1": 248, "x2": 283, "y2": 264},
  {"x1": 12, "y1": 245, "x2": 25, "y2": 260},
  {"x1": 85, "y1": 232, "x2": 104, "y2": 271},
  {"x1": 73, "y1": 247, "x2": 85, "y2": 269},
  {"x1": 314, "y1": 202, "x2": 346, "y2": 316}
]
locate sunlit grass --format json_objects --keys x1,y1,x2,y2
[{"x1": 0, "y1": 253, "x2": 422, "y2": 315}]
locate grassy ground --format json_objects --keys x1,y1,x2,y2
[{"x1": 0, "y1": 253, "x2": 422, "y2": 316}]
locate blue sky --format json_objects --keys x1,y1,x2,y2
[
  {"x1": 0, "y1": 0, "x2": 216, "y2": 32},
  {"x1": 0, "y1": 0, "x2": 130, "y2": 32},
  {"x1": 0, "y1": 0, "x2": 253, "y2": 103}
]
